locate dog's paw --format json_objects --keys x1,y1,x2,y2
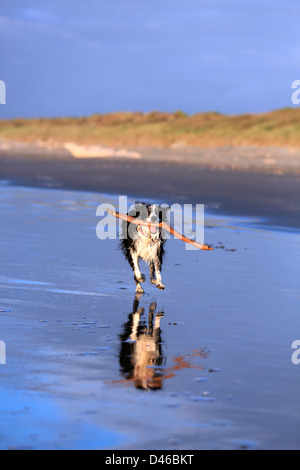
[
  {"x1": 156, "y1": 283, "x2": 165, "y2": 290},
  {"x1": 150, "y1": 277, "x2": 156, "y2": 285},
  {"x1": 135, "y1": 274, "x2": 146, "y2": 283}
]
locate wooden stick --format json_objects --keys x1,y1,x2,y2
[{"x1": 106, "y1": 208, "x2": 213, "y2": 251}]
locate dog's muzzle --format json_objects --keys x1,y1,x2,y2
[
  {"x1": 149, "y1": 217, "x2": 159, "y2": 235},
  {"x1": 138, "y1": 224, "x2": 159, "y2": 241}
]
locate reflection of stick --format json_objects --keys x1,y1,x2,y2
[{"x1": 107, "y1": 208, "x2": 213, "y2": 251}]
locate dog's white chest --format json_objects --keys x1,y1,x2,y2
[{"x1": 135, "y1": 237, "x2": 159, "y2": 264}]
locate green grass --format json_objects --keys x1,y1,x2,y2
[{"x1": 1, "y1": 108, "x2": 300, "y2": 148}]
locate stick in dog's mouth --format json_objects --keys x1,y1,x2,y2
[{"x1": 106, "y1": 208, "x2": 213, "y2": 251}]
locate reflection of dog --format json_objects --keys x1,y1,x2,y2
[
  {"x1": 120, "y1": 202, "x2": 169, "y2": 294},
  {"x1": 119, "y1": 296, "x2": 165, "y2": 390}
]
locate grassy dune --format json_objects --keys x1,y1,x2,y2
[{"x1": 1, "y1": 108, "x2": 300, "y2": 148}]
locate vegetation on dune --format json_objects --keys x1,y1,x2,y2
[{"x1": 0, "y1": 108, "x2": 300, "y2": 148}]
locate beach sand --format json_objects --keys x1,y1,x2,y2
[
  {"x1": 0, "y1": 143, "x2": 300, "y2": 229},
  {"x1": 0, "y1": 185, "x2": 299, "y2": 450}
]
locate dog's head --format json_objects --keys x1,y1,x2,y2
[{"x1": 128, "y1": 202, "x2": 170, "y2": 241}]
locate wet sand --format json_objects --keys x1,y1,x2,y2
[
  {"x1": 0, "y1": 149, "x2": 300, "y2": 229},
  {"x1": 0, "y1": 185, "x2": 299, "y2": 450}
]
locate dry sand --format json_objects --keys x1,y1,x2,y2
[{"x1": 1, "y1": 139, "x2": 300, "y2": 173}]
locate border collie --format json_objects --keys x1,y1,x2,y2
[{"x1": 120, "y1": 202, "x2": 169, "y2": 294}]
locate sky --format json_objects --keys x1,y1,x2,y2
[{"x1": 0, "y1": 0, "x2": 299, "y2": 118}]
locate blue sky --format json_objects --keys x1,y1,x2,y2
[{"x1": 0, "y1": 0, "x2": 299, "y2": 118}]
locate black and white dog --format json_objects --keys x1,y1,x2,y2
[{"x1": 120, "y1": 202, "x2": 170, "y2": 294}]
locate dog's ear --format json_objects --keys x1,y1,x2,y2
[{"x1": 128, "y1": 201, "x2": 148, "y2": 219}]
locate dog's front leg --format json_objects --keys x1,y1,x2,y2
[
  {"x1": 131, "y1": 252, "x2": 145, "y2": 293},
  {"x1": 154, "y1": 258, "x2": 165, "y2": 290},
  {"x1": 149, "y1": 262, "x2": 156, "y2": 285}
]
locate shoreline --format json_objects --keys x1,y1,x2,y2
[{"x1": 0, "y1": 142, "x2": 300, "y2": 230}]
